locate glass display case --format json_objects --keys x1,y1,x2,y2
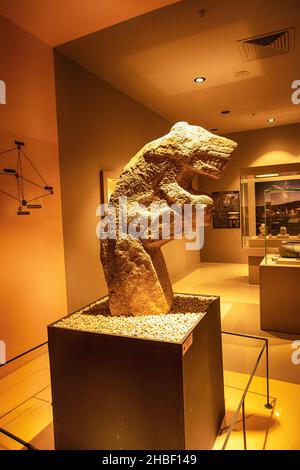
[
  {"x1": 240, "y1": 162, "x2": 300, "y2": 249},
  {"x1": 264, "y1": 187, "x2": 300, "y2": 264},
  {"x1": 240, "y1": 162, "x2": 300, "y2": 282}
]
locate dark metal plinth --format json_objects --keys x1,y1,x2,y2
[{"x1": 48, "y1": 294, "x2": 224, "y2": 450}]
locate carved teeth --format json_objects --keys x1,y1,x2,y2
[{"x1": 210, "y1": 160, "x2": 222, "y2": 170}]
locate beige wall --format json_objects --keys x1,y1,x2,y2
[
  {"x1": 0, "y1": 16, "x2": 67, "y2": 362},
  {"x1": 55, "y1": 52, "x2": 200, "y2": 312},
  {"x1": 198, "y1": 123, "x2": 300, "y2": 264}
]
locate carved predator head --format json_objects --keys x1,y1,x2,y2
[{"x1": 144, "y1": 121, "x2": 238, "y2": 180}]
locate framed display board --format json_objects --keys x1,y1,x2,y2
[
  {"x1": 212, "y1": 191, "x2": 240, "y2": 229},
  {"x1": 100, "y1": 171, "x2": 118, "y2": 204}
]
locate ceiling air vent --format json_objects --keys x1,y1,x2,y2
[{"x1": 238, "y1": 27, "x2": 295, "y2": 62}]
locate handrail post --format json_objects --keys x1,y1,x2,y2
[
  {"x1": 264, "y1": 338, "x2": 273, "y2": 409},
  {"x1": 242, "y1": 399, "x2": 247, "y2": 450},
  {"x1": 221, "y1": 331, "x2": 273, "y2": 450}
]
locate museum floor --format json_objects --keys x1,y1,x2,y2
[{"x1": 1, "y1": 262, "x2": 300, "y2": 450}]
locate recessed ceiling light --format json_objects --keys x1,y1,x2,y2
[
  {"x1": 194, "y1": 76, "x2": 206, "y2": 84},
  {"x1": 221, "y1": 110, "x2": 230, "y2": 114},
  {"x1": 267, "y1": 118, "x2": 276, "y2": 123}
]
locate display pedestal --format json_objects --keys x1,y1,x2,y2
[
  {"x1": 248, "y1": 255, "x2": 264, "y2": 284},
  {"x1": 260, "y1": 257, "x2": 300, "y2": 334},
  {"x1": 247, "y1": 252, "x2": 264, "y2": 284},
  {"x1": 243, "y1": 247, "x2": 265, "y2": 284},
  {"x1": 48, "y1": 294, "x2": 224, "y2": 450}
]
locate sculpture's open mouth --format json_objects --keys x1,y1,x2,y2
[{"x1": 192, "y1": 137, "x2": 238, "y2": 179}]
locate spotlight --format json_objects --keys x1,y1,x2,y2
[{"x1": 194, "y1": 76, "x2": 206, "y2": 84}]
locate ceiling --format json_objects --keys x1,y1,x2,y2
[
  {"x1": 56, "y1": 0, "x2": 300, "y2": 134},
  {"x1": 1, "y1": 0, "x2": 299, "y2": 134},
  {"x1": 0, "y1": 0, "x2": 180, "y2": 46}
]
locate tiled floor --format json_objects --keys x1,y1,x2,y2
[
  {"x1": 0, "y1": 354, "x2": 53, "y2": 450},
  {"x1": 215, "y1": 371, "x2": 300, "y2": 450},
  {"x1": 1, "y1": 262, "x2": 300, "y2": 450}
]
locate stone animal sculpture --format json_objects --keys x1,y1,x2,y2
[{"x1": 100, "y1": 122, "x2": 237, "y2": 316}]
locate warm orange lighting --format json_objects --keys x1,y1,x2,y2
[{"x1": 267, "y1": 118, "x2": 276, "y2": 123}]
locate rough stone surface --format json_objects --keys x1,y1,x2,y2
[
  {"x1": 100, "y1": 121, "x2": 237, "y2": 316},
  {"x1": 54, "y1": 294, "x2": 215, "y2": 343}
]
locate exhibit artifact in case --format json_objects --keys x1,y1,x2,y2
[
  {"x1": 263, "y1": 187, "x2": 300, "y2": 265},
  {"x1": 240, "y1": 162, "x2": 300, "y2": 282}
]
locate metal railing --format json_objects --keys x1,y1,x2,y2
[
  {"x1": 221, "y1": 331, "x2": 273, "y2": 450},
  {"x1": 0, "y1": 333, "x2": 272, "y2": 451}
]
